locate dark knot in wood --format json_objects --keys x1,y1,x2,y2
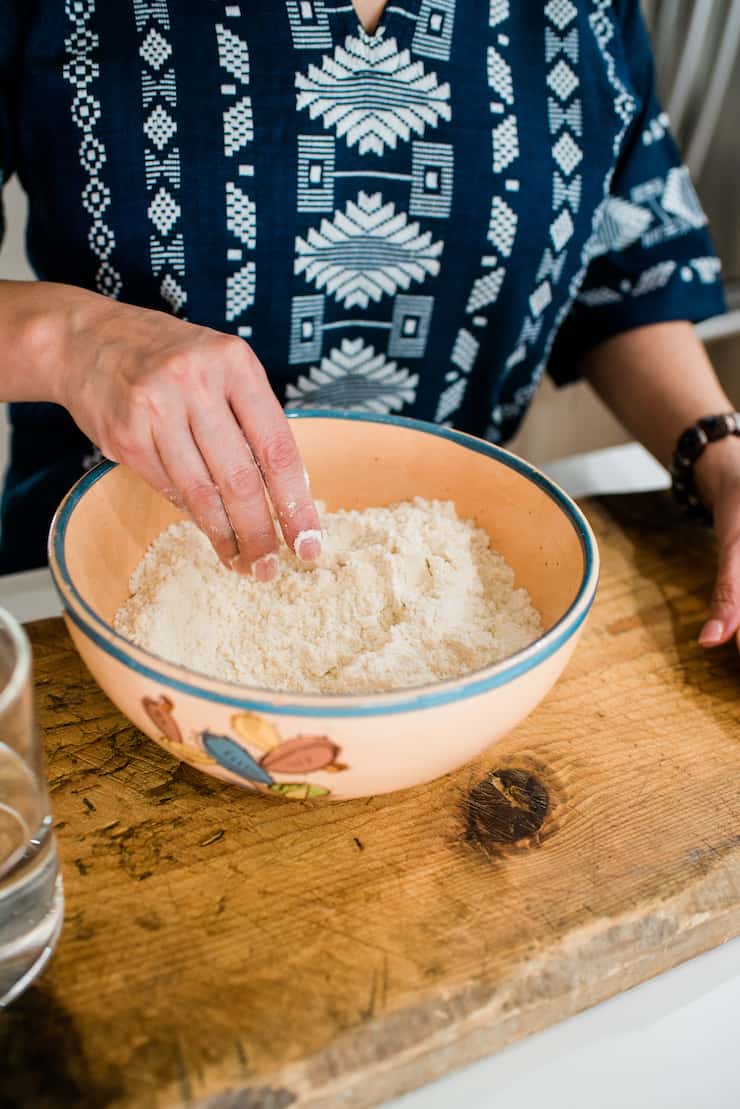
[{"x1": 465, "y1": 768, "x2": 549, "y2": 849}]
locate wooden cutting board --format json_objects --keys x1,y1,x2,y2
[{"x1": 2, "y1": 492, "x2": 740, "y2": 1109}]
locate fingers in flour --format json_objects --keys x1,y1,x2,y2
[
  {"x1": 189, "y1": 402, "x2": 279, "y2": 579},
  {"x1": 154, "y1": 419, "x2": 239, "y2": 569},
  {"x1": 228, "y1": 350, "x2": 322, "y2": 561}
]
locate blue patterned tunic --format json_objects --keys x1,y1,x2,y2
[{"x1": 0, "y1": 0, "x2": 726, "y2": 570}]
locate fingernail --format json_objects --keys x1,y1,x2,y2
[
  {"x1": 699, "y1": 619, "x2": 724, "y2": 646},
  {"x1": 294, "y1": 528, "x2": 322, "y2": 562},
  {"x1": 251, "y1": 553, "x2": 279, "y2": 582}
]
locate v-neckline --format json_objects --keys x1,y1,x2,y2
[
  {"x1": 351, "y1": 1, "x2": 390, "y2": 36},
  {"x1": 344, "y1": 1, "x2": 420, "y2": 48}
]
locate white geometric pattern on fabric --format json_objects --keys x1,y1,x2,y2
[
  {"x1": 552, "y1": 131, "x2": 582, "y2": 175},
  {"x1": 71, "y1": 91, "x2": 101, "y2": 130},
  {"x1": 216, "y1": 23, "x2": 251, "y2": 84},
  {"x1": 536, "y1": 246, "x2": 566, "y2": 284},
  {"x1": 289, "y1": 295, "x2": 325, "y2": 364},
  {"x1": 150, "y1": 232, "x2": 185, "y2": 274},
  {"x1": 226, "y1": 261, "x2": 257, "y2": 321},
  {"x1": 285, "y1": 338, "x2": 418, "y2": 414},
  {"x1": 661, "y1": 166, "x2": 706, "y2": 229},
  {"x1": 81, "y1": 178, "x2": 111, "y2": 215},
  {"x1": 590, "y1": 0, "x2": 636, "y2": 154},
  {"x1": 642, "y1": 111, "x2": 670, "y2": 146},
  {"x1": 160, "y1": 273, "x2": 187, "y2": 313},
  {"x1": 487, "y1": 46, "x2": 513, "y2": 104},
  {"x1": 64, "y1": 0, "x2": 122, "y2": 299},
  {"x1": 297, "y1": 135, "x2": 336, "y2": 212},
  {"x1": 223, "y1": 96, "x2": 254, "y2": 156},
  {"x1": 65, "y1": 26, "x2": 98, "y2": 57},
  {"x1": 588, "y1": 195, "x2": 652, "y2": 256},
  {"x1": 139, "y1": 27, "x2": 172, "y2": 70},
  {"x1": 529, "y1": 281, "x2": 552, "y2": 317},
  {"x1": 143, "y1": 104, "x2": 177, "y2": 150},
  {"x1": 520, "y1": 0, "x2": 638, "y2": 419},
  {"x1": 63, "y1": 53, "x2": 100, "y2": 87},
  {"x1": 691, "y1": 256, "x2": 722, "y2": 283},
  {"x1": 518, "y1": 315, "x2": 543, "y2": 347},
  {"x1": 466, "y1": 268, "x2": 505, "y2": 313},
  {"x1": 410, "y1": 142, "x2": 454, "y2": 218},
  {"x1": 632, "y1": 177, "x2": 702, "y2": 249},
  {"x1": 547, "y1": 59, "x2": 578, "y2": 101},
  {"x1": 148, "y1": 186, "x2": 181, "y2": 236},
  {"x1": 412, "y1": 0, "x2": 457, "y2": 63},
  {"x1": 494, "y1": 0, "x2": 582, "y2": 419},
  {"x1": 285, "y1": 0, "x2": 333, "y2": 51},
  {"x1": 451, "y1": 329, "x2": 479, "y2": 373},
  {"x1": 388, "y1": 295, "x2": 435, "y2": 358},
  {"x1": 489, "y1": 0, "x2": 510, "y2": 28},
  {"x1": 544, "y1": 0, "x2": 577, "y2": 30},
  {"x1": 440, "y1": 0, "x2": 518, "y2": 425},
  {"x1": 226, "y1": 182, "x2": 256, "y2": 247},
  {"x1": 492, "y1": 115, "x2": 519, "y2": 173},
  {"x1": 578, "y1": 255, "x2": 720, "y2": 307},
  {"x1": 550, "y1": 208, "x2": 574, "y2": 252},
  {"x1": 142, "y1": 71, "x2": 177, "y2": 107},
  {"x1": 631, "y1": 260, "x2": 676, "y2": 297},
  {"x1": 295, "y1": 191, "x2": 444, "y2": 308},
  {"x1": 487, "y1": 195, "x2": 517, "y2": 257},
  {"x1": 88, "y1": 220, "x2": 114, "y2": 261},
  {"x1": 587, "y1": 165, "x2": 707, "y2": 259},
  {"x1": 548, "y1": 98, "x2": 582, "y2": 136},
  {"x1": 553, "y1": 171, "x2": 581, "y2": 210},
  {"x1": 218, "y1": 14, "x2": 255, "y2": 329},
  {"x1": 144, "y1": 149, "x2": 180, "y2": 188},
  {"x1": 133, "y1": 0, "x2": 170, "y2": 31},
  {"x1": 545, "y1": 28, "x2": 578, "y2": 64},
  {"x1": 504, "y1": 342, "x2": 526, "y2": 371},
  {"x1": 576, "y1": 286, "x2": 623, "y2": 307},
  {"x1": 135, "y1": 0, "x2": 187, "y2": 314},
  {"x1": 435, "y1": 377, "x2": 467, "y2": 423},
  {"x1": 295, "y1": 34, "x2": 452, "y2": 156}
]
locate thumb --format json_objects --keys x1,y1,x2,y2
[{"x1": 699, "y1": 535, "x2": 740, "y2": 647}]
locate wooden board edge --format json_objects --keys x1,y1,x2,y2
[{"x1": 184, "y1": 851, "x2": 740, "y2": 1109}]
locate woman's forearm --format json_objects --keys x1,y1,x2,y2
[
  {"x1": 0, "y1": 278, "x2": 322, "y2": 575},
  {"x1": 581, "y1": 320, "x2": 740, "y2": 510},
  {"x1": 0, "y1": 279, "x2": 100, "y2": 405}
]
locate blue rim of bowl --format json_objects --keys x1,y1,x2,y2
[{"x1": 48, "y1": 411, "x2": 599, "y2": 718}]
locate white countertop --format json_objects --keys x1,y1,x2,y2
[{"x1": 4, "y1": 444, "x2": 737, "y2": 1109}]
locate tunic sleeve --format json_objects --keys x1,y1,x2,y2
[{"x1": 548, "y1": 0, "x2": 727, "y2": 386}]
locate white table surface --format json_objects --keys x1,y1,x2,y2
[{"x1": 4, "y1": 444, "x2": 738, "y2": 1109}]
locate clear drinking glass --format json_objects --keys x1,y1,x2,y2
[{"x1": 0, "y1": 606, "x2": 64, "y2": 1007}]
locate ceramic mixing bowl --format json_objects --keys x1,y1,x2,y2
[{"x1": 48, "y1": 413, "x2": 598, "y2": 801}]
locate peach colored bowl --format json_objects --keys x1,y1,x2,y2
[{"x1": 48, "y1": 413, "x2": 599, "y2": 801}]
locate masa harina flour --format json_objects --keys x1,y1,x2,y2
[{"x1": 114, "y1": 498, "x2": 542, "y2": 694}]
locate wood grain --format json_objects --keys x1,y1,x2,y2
[{"x1": 2, "y1": 492, "x2": 740, "y2": 1109}]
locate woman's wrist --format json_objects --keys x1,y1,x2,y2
[{"x1": 693, "y1": 434, "x2": 740, "y2": 513}]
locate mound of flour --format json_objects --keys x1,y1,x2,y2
[{"x1": 114, "y1": 499, "x2": 542, "y2": 694}]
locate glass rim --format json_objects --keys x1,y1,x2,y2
[{"x1": 0, "y1": 605, "x2": 31, "y2": 717}]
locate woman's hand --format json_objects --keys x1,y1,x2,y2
[
  {"x1": 696, "y1": 439, "x2": 740, "y2": 649},
  {"x1": 582, "y1": 321, "x2": 740, "y2": 652},
  {"x1": 13, "y1": 282, "x2": 321, "y2": 580}
]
